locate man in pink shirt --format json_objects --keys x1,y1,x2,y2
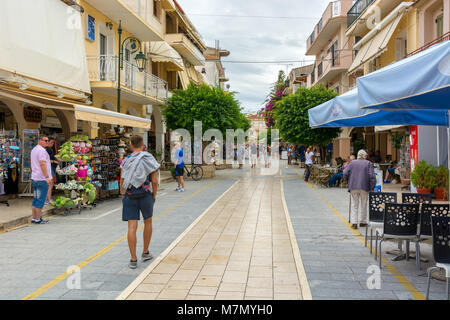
[{"x1": 31, "y1": 135, "x2": 52, "y2": 224}]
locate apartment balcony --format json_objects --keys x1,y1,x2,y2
[
  {"x1": 406, "y1": 32, "x2": 450, "y2": 58},
  {"x1": 346, "y1": 0, "x2": 404, "y2": 37},
  {"x1": 165, "y1": 33, "x2": 206, "y2": 66},
  {"x1": 311, "y1": 50, "x2": 353, "y2": 86},
  {"x1": 87, "y1": 55, "x2": 168, "y2": 105},
  {"x1": 306, "y1": 0, "x2": 354, "y2": 55},
  {"x1": 84, "y1": 0, "x2": 163, "y2": 41}
]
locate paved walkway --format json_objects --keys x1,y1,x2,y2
[
  {"x1": 118, "y1": 172, "x2": 311, "y2": 300},
  {"x1": 283, "y1": 166, "x2": 448, "y2": 300},
  {"x1": 0, "y1": 171, "x2": 173, "y2": 234}
]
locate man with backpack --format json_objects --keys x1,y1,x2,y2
[{"x1": 120, "y1": 135, "x2": 160, "y2": 269}]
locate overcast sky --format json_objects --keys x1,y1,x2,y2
[{"x1": 178, "y1": 0, "x2": 330, "y2": 113}]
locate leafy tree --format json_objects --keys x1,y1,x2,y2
[
  {"x1": 275, "y1": 85, "x2": 340, "y2": 147},
  {"x1": 163, "y1": 83, "x2": 250, "y2": 137}
]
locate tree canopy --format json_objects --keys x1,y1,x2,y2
[
  {"x1": 163, "y1": 83, "x2": 250, "y2": 137},
  {"x1": 275, "y1": 85, "x2": 341, "y2": 147}
]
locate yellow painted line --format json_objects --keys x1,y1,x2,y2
[
  {"x1": 293, "y1": 168, "x2": 426, "y2": 300},
  {"x1": 22, "y1": 179, "x2": 221, "y2": 300}
]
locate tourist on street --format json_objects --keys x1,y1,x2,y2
[
  {"x1": 45, "y1": 137, "x2": 58, "y2": 204},
  {"x1": 328, "y1": 155, "x2": 355, "y2": 188},
  {"x1": 299, "y1": 145, "x2": 306, "y2": 168},
  {"x1": 120, "y1": 135, "x2": 160, "y2": 269},
  {"x1": 343, "y1": 150, "x2": 376, "y2": 230},
  {"x1": 250, "y1": 143, "x2": 258, "y2": 168},
  {"x1": 30, "y1": 135, "x2": 52, "y2": 224},
  {"x1": 174, "y1": 141, "x2": 185, "y2": 192},
  {"x1": 304, "y1": 146, "x2": 314, "y2": 182},
  {"x1": 384, "y1": 161, "x2": 402, "y2": 183}
]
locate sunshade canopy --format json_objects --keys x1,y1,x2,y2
[
  {"x1": 148, "y1": 41, "x2": 184, "y2": 71},
  {"x1": 308, "y1": 88, "x2": 449, "y2": 128},
  {"x1": 358, "y1": 41, "x2": 450, "y2": 110}
]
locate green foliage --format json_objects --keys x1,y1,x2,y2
[
  {"x1": 436, "y1": 165, "x2": 449, "y2": 189},
  {"x1": 389, "y1": 131, "x2": 404, "y2": 150},
  {"x1": 274, "y1": 85, "x2": 340, "y2": 146},
  {"x1": 353, "y1": 139, "x2": 366, "y2": 153},
  {"x1": 411, "y1": 160, "x2": 437, "y2": 189},
  {"x1": 263, "y1": 70, "x2": 287, "y2": 128},
  {"x1": 163, "y1": 83, "x2": 250, "y2": 137}
]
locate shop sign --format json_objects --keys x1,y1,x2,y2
[
  {"x1": 86, "y1": 14, "x2": 95, "y2": 41},
  {"x1": 23, "y1": 106, "x2": 42, "y2": 123}
]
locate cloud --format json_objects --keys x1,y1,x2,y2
[{"x1": 178, "y1": 0, "x2": 330, "y2": 113}]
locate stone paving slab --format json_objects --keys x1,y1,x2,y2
[{"x1": 119, "y1": 171, "x2": 310, "y2": 300}]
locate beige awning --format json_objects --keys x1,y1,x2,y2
[
  {"x1": 375, "y1": 125, "x2": 405, "y2": 132},
  {"x1": 74, "y1": 105, "x2": 151, "y2": 129},
  {"x1": 178, "y1": 70, "x2": 190, "y2": 89},
  {"x1": 348, "y1": 12, "x2": 405, "y2": 74},
  {"x1": 148, "y1": 42, "x2": 184, "y2": 71}
]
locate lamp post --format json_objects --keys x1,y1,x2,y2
[{"x1": 117, "y1": 20, "x2": 148, "y2": 114}]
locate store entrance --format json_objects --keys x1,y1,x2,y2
[{"x1": 0, "y1": 101, "x2": 20, "y2": 202}]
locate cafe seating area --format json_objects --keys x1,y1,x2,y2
[{"x1": 365, "y1": 192, "x2": 450, "y2": 300}]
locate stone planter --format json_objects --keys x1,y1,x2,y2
[{"x1": 202, "y1": 165, "x2": 216, "y2": 179}]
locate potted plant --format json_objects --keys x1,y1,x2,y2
[
  {"x1": 411, "y1": 160, "x2": 436, "y2": 194},
  {"x1": 434, "y1": 166, "x2": 449, "y2": 201}
]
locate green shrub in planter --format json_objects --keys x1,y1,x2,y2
[
  {"x1": 411, "y1": 160, "x2": 432, "y2": 189},
  {"x1": 424, "y1": 166, "x2": 437, "y2": 189},
  {"x1": 436, "y1": 166, "x2": 449, "y2": 189}
]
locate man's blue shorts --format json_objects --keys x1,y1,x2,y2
[
  {"x1": 388, "y1": 168, "x2": 396, "y2": 175},
  {"x1": 32, "y1": 180, "x2": 49, "y2": 209},
  {"x1": 122, "y1": 192, "x2": 154, "y2": 221},
  {"x1": 175, "y1": 166, "x2": 184, "y2": 177}
]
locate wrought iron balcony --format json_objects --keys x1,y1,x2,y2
[{"x1": 347, "y1": 0, "x2": 375, "y2": 28}]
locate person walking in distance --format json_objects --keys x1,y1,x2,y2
[
  {"x1": 30, "y1": 135, "x2": 52, "y2": 224},
  {"x1": 120, "y1": 135, "x2": 160, "y2": 269},
  {"x1": 304, "y1": 146, "x2": 314, "y2": 182},
  {"x1": 45, "y1": 137, "x2": 58, "y2": 204},
  {"x1": 174, "y1": 142, "x2": 185, "y2": 192},
  {"x1": 343, "y1": 150, "x2": 376, "y2": 229},
  {"x1": 250, "y1": 143, "x2": 258, "y2": 168}
]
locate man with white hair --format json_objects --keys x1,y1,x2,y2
[{"x1": 343, "y1": 150, "x2": 376, "y2": 229}]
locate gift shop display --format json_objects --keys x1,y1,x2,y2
[
  {"x1": 0, "y1": 130, "x2": 21, "y2": 206},
  {"x1": 50, "y1": 135, "x2": 97, "y2": 213}
]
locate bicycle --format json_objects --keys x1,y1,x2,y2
[{"x1": 184, "y1": 164, "x2": 204, "y2": 181}]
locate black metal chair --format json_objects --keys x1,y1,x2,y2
[
  {"x1": 375, "y1": 203, "x2": 420, "y2": 269},
  {"x1": 426, "y1": 216, "x2": 450, "y2": 300},
  {"x1": 402, "y1": 193, "x2": 432, "y2": 205},
  {"x1": 366, "y1": 192, "x2": 397, "y2": 255},
  {"x1": 415, "y1": 204, "x2": 450, "y2": 270}
]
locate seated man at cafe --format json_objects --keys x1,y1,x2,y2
[
  {"x1": 384, "y1": 161, "x2": 401, "y2": 184},
  {"x1": 328, "y1": 155, "x2": 355, "y2": 188}
]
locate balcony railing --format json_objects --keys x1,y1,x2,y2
[
  {"x1": 87, "y1": 55, "x2": 168, "y2": 101},
  {"x1": 310, "y1": 31, "x2": 315, "y2": 46},
  {"x1": 318, "y1": 62, "x2": 323, "y2": 78},
  {"x1": 347, "y1": 0, "x2": 375, "y2": 28},
  {"x1": 317, "y1": 18, "x2": 323, "y2": 33},
  {"x1": 406, "y1": 32, "x2": 450, "y2": 58}
]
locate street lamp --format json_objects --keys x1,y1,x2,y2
[{"x1": 117, "y1": 20, "x2": 148, "y2": 113}]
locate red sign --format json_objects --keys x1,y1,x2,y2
[{"x1": 410, "y1": 125, "x2": 419, "y2": 175}]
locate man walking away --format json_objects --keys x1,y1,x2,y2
[
  {"x1": 174, "y1": 142, "x2": 185, "y2": 192},
  {"x1": 121, "y1": 135, "x2": 160, "y2": 269},
  {"x1": 343, "y1": 150, "x2": 376, "y2": 229},
  {"x1": 31, "y1": 135, "x2": 52, "y2": 224},
  {"x1": 45, "y1": 137, "x2": 58, "y2": 204}
]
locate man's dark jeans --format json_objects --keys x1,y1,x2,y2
[{"x1": 305, "y1": 164, "x2": 312, "y2": 181}]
